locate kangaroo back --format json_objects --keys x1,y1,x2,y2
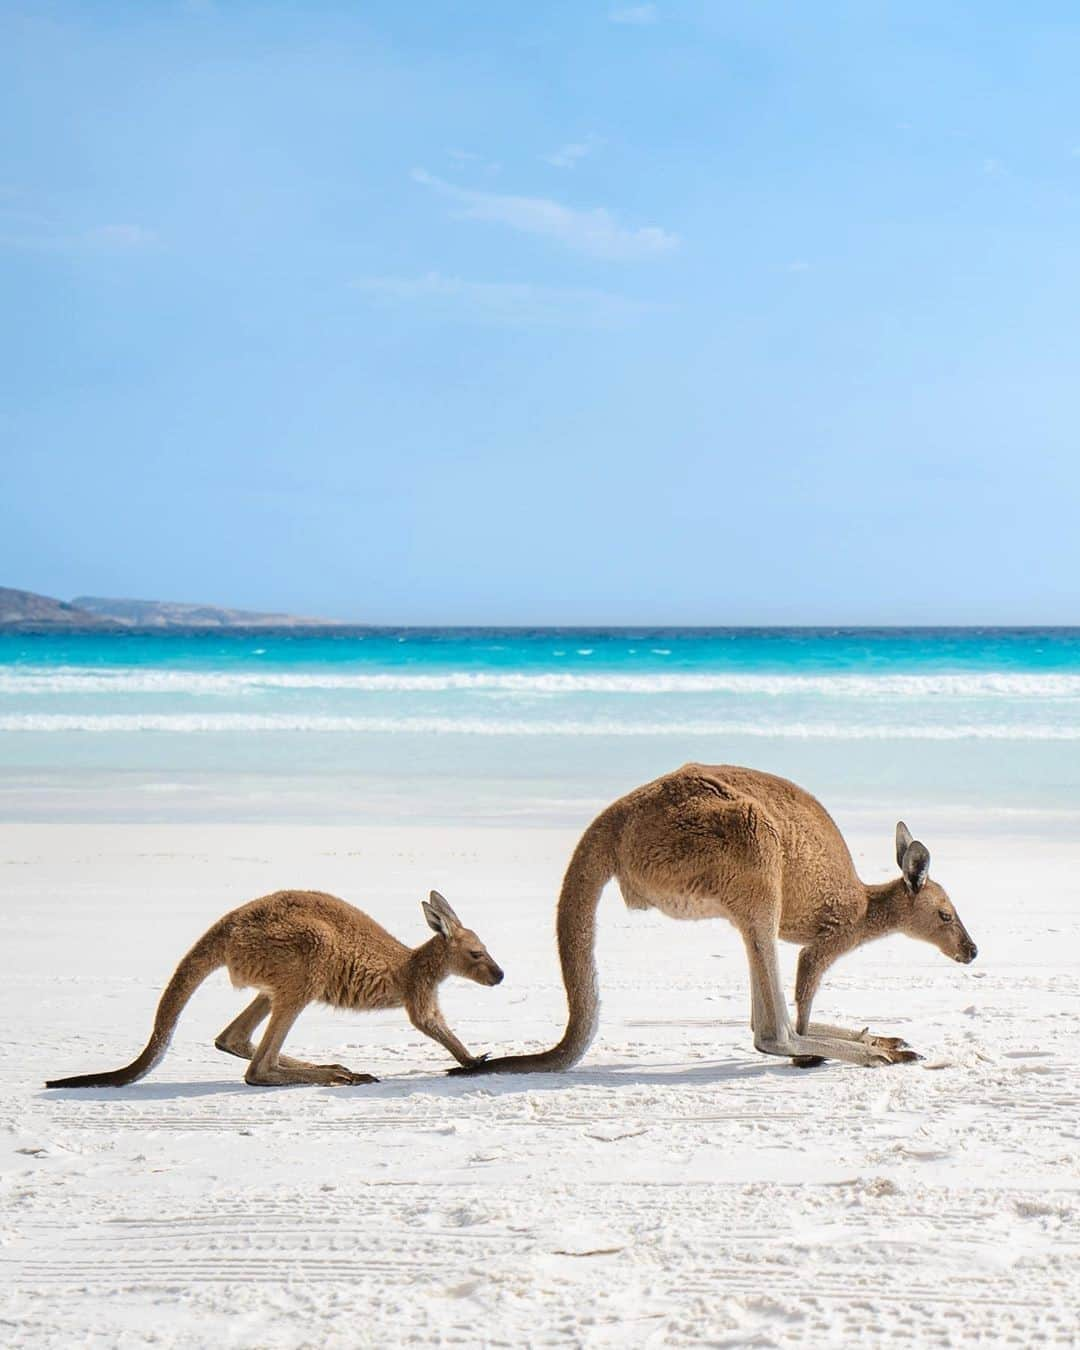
[{"x1": 46, "y1": 924, "x2": 227, "y2": 1088}]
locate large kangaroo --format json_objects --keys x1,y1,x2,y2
[
  {"x1": 451, "y1": 764, "x2": 977, "y2": 1075},
  {"x1": 47, "y1": 890, "x2": 503, "y2": 1088}
]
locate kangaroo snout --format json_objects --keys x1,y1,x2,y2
[
  {"x1": 486, "y1": 963, "x2": 505, "y2": 986},
  {"x1": 958, "y1": 940, "x2": 978, "y2": 964}
]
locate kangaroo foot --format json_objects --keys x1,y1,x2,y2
[
  {"x1": 879, "y1": 1046, "x2": 922, "y2": 1065},
  {"x1": 856, "y1": 1042, "x2": 923, "y2": 1067},
  {"x1": 807, "y1": 1022, "x2": 915, "y2": 1051},
  {"x1": 758, "y1": 1027, "x2": 924, "y2": 1068},
  {"x1": 792, "y1": 1044, "x2": 920, "y2": 1069},
  {"x1": 245, "y1": 1064, "x2": 378, "y2": 1087},
  {"x1": 866, "y1": 1035, "x2": 917, "y2": 1055},
  {"x1": 324, "y1": 1064, "x2": 379, "y2": 1084},
  {"x1": 857, "y1": 1033, "x2": 922, "y2": 1064}
]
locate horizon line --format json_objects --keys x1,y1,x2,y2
[{"x1": 4, "y1": 623, "x2": 1080, "y2": 635}]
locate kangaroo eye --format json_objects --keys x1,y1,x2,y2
[
  {"x1": 938, "y1": 910, "x2": 953, "y2": 923},
  {"x1": 469, "y1": 950, "x2": 483, "y2": 959}
]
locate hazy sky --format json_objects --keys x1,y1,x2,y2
[{"x1": 2, "y1": 2, "x2": 1079, "y2": 624}]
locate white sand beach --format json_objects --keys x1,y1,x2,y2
[{"x1": 3, "y1": 818, "x2": 1078, "y2": 1346}]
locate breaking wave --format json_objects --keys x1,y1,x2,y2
[
  {"x1": 4, "y1": 667, "x2": 1080, "y2": 699},
  {"x1": 2, "y1": 713, "x2": 1078, "y2": 739}
]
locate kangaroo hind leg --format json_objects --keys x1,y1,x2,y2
[
  {"x1": 215, "y1": 994, "x2": 271, "y2": 1059},
  {"x1": 244, "y1": 997, "x2": 377, "y2": 1087},
  {"x1": 216, "y1": 992, "x2": 364, "y2": 1073},
  {"x1": 743, "y1": 921, "x2": 917, "y2": 1068}
]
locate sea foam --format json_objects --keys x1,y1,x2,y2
[
  {"x1": 3, "y1": 666, "x2": 1080, "y2": 698},
  {"x1": 2, "y1": 713, "x2": 1078, "y2": 739}
]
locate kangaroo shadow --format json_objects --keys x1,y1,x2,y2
[
  {"x1": 400, "y1": 1055, "x2": 832, "y2": 1100},
  {"x1": 38, "y1": 1055, "x2": 823, "y2": 1104},
  {"x1": 40, "y1": 1078, "x2": 268, "y2": 1102}
]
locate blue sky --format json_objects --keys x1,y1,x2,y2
[{"x1": 2, "y1": 1, "x2": 1079, "y2": 624}]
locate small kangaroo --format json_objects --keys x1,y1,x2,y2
[
  {"x1": 451, "y1": 763, "x2": 977, "y2": 1076},
  {"x1": 46, "y1": 889, "x2": 503, "y2": 1089}
]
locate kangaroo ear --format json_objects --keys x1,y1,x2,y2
[
  {"x1": 900, "y1": 839, "x2": 930, "y2": 894},
  {"x1": 428, "y1": 889, "x2": 462, "y2": 930},
  {"x1": 422, "y1": 901, "x2": 452, "y2": 938},
  {"x1": 896, "y1": 821, "x2": 914, "y2": 870}
]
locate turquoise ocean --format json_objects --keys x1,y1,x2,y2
[{"x1": 2, "y1": 629, "x2": 1078, "y2": 827}]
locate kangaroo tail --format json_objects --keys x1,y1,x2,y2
[
  {"x1": 462, "y1": 813, "x2": 616, "y2": 1074},
  {"x1": 45, "y1": 925, "x2": 227, "y2": 1089}
]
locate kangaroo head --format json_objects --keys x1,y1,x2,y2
[
  {"x1": 421, "y1": 890, "x2": 504, "y2": 986},
  {"x1": 893, "y1": 822, "x2": 977, "y2": 964}
]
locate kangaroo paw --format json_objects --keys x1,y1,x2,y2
[
  {"x1": 868, "y1": 1045, "x2": 923, "y2": 1067},
  {"x1": 447, "y1": 1059, "x2": 488, "y2": 1077}
]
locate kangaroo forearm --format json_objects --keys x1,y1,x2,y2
[
  {"x1": 426, "y1": 1023, "x2": 474, "y2": 1064},
  {"x1": 408, "y1": 1005, "x2": 474, "y2": 1064},
  {"x1": 795, "y1": 954, "x2": 827, "y2": 1008},
  {"x1": 795, "y1": 946, "x2": 837, "y2": 1034},
  {"x1": 795, "y1": 929, "x2": 867, "y2": 1034}
]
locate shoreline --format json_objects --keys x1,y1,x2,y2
[
  {"x1": 4, "y1": 800, "x2": 1079, "y2": 833},
  {"x1": 2, "y1": 772, "x2": 1078, "y2": 833}
]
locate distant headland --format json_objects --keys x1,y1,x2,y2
[{"x1": 0, "y1": 587, "x2": 346, "y2": 632}]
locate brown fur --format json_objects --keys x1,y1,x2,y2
[
  {"x1": 451, "y1": 763, "x2": 977, "y2": 1076},
  {"x1": 46, "y1": 889, "x2": 503, "y2": 1088}
]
